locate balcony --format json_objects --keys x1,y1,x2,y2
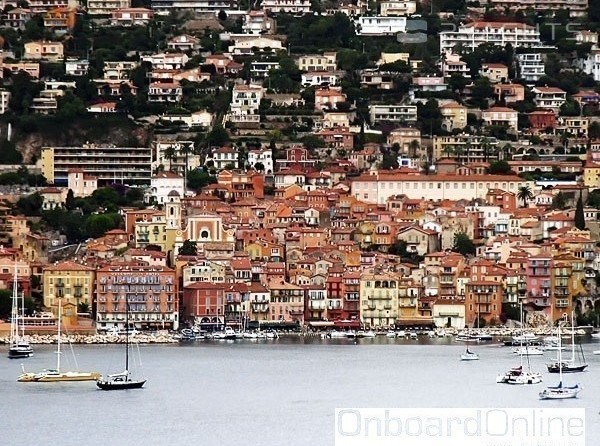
[{"x1": 289, "y1": 308, "x2": 304, "y2": 315}]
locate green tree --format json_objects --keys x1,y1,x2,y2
[
  {"x1": 179, "y1": 239, "x2": 197, "y2": 256},
  {"x1": 470, "y1": 77, "x2": 494, "y2": 109},
  {"x1": 574, "y1": 193, "x2": 585, "y2": 230},
  {"x1": 302, "y1": 135, "x2": 325, "y2": 150},
  {"x1": 85, "y1": 213, "x2": 121, "y2": 238},
  {"x1": 551, "y1": 192, "x2": 567, "y2": 210},
  {"x1": 163, "y1": 145, "x2": 177, "y2": 172},
  {"x1": 187, "y1": 168, "x2": 217, "y2": 190},
  {"x1": 205, "y1": 125, "x2": 229, "y2": 147},
  {"x1": 587, "y1": 189, "x2": 600, "y2": 209},
  {"x1": 488, "y1": 160, "x2": 512, "y2": 175},
  {"x1": 17, "y1": 193, "x2": 43, "y2": 216},
  {"x1": 452, "y1": 232, "x2": 476, "y2": 256},
  {"x1": 517, "y1": 185, "x2": 533, "y2": 208},
  {"x1": 65, "y1": 189, "x2": 76, "y2": 211},
  {"x1": 0, "y1": 289, "x2": 13, "y2": 319},
  {"x1": 388, "y1": 240, "x2": 408, "y2": 256}
]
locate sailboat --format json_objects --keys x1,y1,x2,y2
[
  {"x1": 18, "y1": 298, "x2": 100, "y2": 382},
  {"x1": 497, "y1": 301, "x2": 542, "y2": 385},
  {"x1": 461, "y1": 347, "x2": 479, "y2": 361},
  {"x1": 547, "y1": 311, "x2": 588, "y2": 373},
  {"x1": 96, "y1": 295, "x2": 146, "y2": 390},
  {"x1": 7, "y1": 263, "x2": 33, "y2": 359},
  {"x1": 539, "y1": 318, "x2": 581, "y2": 400}
]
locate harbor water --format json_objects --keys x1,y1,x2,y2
[{"x1": 2, "y1": 336, "x2": 599, "y2": 445}]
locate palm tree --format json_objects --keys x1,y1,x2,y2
[
  {"x1": 517, "y1": 185, "x2": 534, "y2": 208},
  {"x1": 453, "y1": 145, "x2": 465, "y2": 162},
  {"x1": 442, "y1": 145, "x2": 454, "y2": 158},
  {"x1": 163, "y1": 145, "x2": 177, "y2": 172},
  {"x1": 481, "y1": 136, "x2": 490, "y2": 162},
  {"x1": 180, "y1": 141, "x2": 194, "y2": 192},
  {"x1": 464, "y1": 140, "x2": 472, "y2": 163}
]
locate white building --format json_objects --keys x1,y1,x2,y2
[
  {"x1": 261, "y1": 0, "x2": 311, "y2": 14},
  {"x1": 350, "y1": 171, "x2": 532, "y2": 204},
  {"x1": 250, "y1": 61, "x2": 280, "y2": 79},
  {"x1": 488, "y1": 0, "x2": 587, "y2": 17},
  {"x1": 167, "y1": 34, "x2": 200, "y2": 52},
  {"x1": 151, "y1": 0, "x2": 234, "y2": 12},
  {"x1": 379, "y1": 0, "x2": 416, "y2": 16},
  {"x1": 210, "y1": 147, "x2": 239, "y2": 170},
  {"x1": 160, "y1": 110, "x2": 213, "y2": 128},
  {"x1": 148, "y1": 82, "x2": 183, "y2": 103},
  {"x1": 67, "y1": 169, "x2": 98, "y2": 197},
  {"x1": 141, "y1": 53, "x2": 189, "y2": 70},
  {"x1": 87, "y1": 0, "x2": 129, "y2": 15},
  {"x1": 150, "y1": 172, "x2": 185, "y2": 205},
  {"x1": 531, "y1": 86, "x2": 566, "y2": 111},
  {"x1": 577, "y1": 50, "x2": 600, "y2": 82},
  {"x1": 102, "y1": 60, "x2": 138, "y2": 80},
  {"x1": 247, "y1": 148, "x2": 273, "y2": 174},
  {"x1": 355, "y1": 16, "x2": 407, "y2": 36},
  {"x1": 228, "y1": 36, "x2": 283, "y2": 56},
  {"x1": 229, "y1": 84, "x2": 263, "y2": 120},
  {"x1": 242, "y1": 10, "x2": 273, "y2": 34},
  {"x1": 0, "y1": 90, "x2": 10, "y2": 114},
  {"x1": 153, "y1": 140, "x2": 202, "y2": 173},
  {"x1": 516, "y1": 53, "x2": 545, "y2": 84},
  {"x1": 296, "y1": 52, "x2": 337, "y2": 72},
  {"x1": 369, "y1": 104, "x2": 417, "y2": 124},
  {"x1": 481, "y1": 106, "x2": 518, "y2": 132},
  {"x1": 65, "y1": 59, "x2": 89, "y2": 76},
  {"x1": 440, "y1": 21, "x2": 542, "y2": 53},
  {"x1": 301, "y1": 71, "x2": 342, "y2": 87}
]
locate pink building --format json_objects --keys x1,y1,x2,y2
[{"x1": 526, "y1": 253, "x2": 552, "y2": 316}]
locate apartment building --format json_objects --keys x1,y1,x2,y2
[
  {"x1": 350, "y1": 171, "x2": 532, "y2": 204},
  {"x1": 433, "y1": 135, "x2": 499, "y2": 163},
  {"x1": 532, "y1": 86, "x2": 567, "y2": 111},
  {"x1": 242, "y1": 10, "x2": 274, "y2": 34},
  {"x1": 301, "y1": 71, "x2": 342, "y2": 87},
  {"x1": 111, "y1": 7, "x2": 153, "y2": 26},
  {"x1": 43, "y1": 7, "x2": 76, "y2": 33},
  {"x1": 481, "y1": 106, "x2": 518, "y2": 132},
  {"x1": 440, "y1": 21, "x2": 542, "y2": 53},
  {"x1": 296, "y1": 52, "x2": 337, "y2": 72},
  {"x1": 369, "y1": 104, "x2": 417, "y2": 124},
  {"x1": 4, "y1": 8, "x2": 32, "y2": 30},
  {"x1": 65, "y1": 59, "x2": 89, "y2": 76},
  {"x1": 488, "y1": 0, "x2": 587, "y2": 17},
  {"x1": 141, "y1": 53, "x2": 188, "y2": 70},
  {"x1": 250, "y1": 61, "x2": 280, "y2": 80},
  {"x1": 41, "y1": 144, "x2": 153, "y2": 186},
  {"x1": 96, "y1": 263, "x2": 179, "y2": 331},
  {"x1": 360, "y1": 273, "x2": 399, "y2": 328},
  {"x1": 87, "y1": 0, "x2": 130, "y2": 15},
  {"x1": 516, "y1": 53, "x2": 545, "y2": 84},
  {"x1": 247, "y1": 148, "x2": 273, "y2": 174},
  {"x1": 479, "y1": 63, "x2": 508, "y2": 83},
  {"x1": 355, "y1": 16, "x2": 407, "y2": 36},
  {"x1": 42, "y1": 261, "x2": 96, "y2": 311},
  {"x1": 149, "y1": 172, "x2": 185, "y2": 205},
  {"x1": 494, "y1": 83, "x2": 525, "y2": 103},
  {"x1": 67, "y1": 169, "x2": 98, "y2": 198},
  {"x1": 439, "y1": 102, "x2": 467, "y2": 131},
  {"x1": 379, "y1": 0, "x2": 416, "y2": 16},
  {"x1": 261, "y1": 0, "x2": 311, "y2": 14},
  {"x1": 228, "y1": 84, "x2": 263, "y2": 122},
  {"x1": 148, "y1": 82, "x2": 183, "y2": 103},
  {"x1": 23, "y1": 41, "x2": 64, "y2": 61},
  {"x1": 577, "y1": 50, "x2": 600, "y2": 82},
  {"x1": 28, "y1": 0, "x2": 75, "y2": 13},
  {"x1": 151, "y1": 0, "x2": 234, "y2": 11},
  {"x1": 102, "y1": 60, "x2": 139, "y2": 80}
]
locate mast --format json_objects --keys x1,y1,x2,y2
[
  {"x1": 570, "y1": 311, "x2": 575, "y2": 363},
  {"x1": 519, "y1": 301, "x2": 524, "y2": 368},
  {"x1": 20, "y1": 291, "x2": 26, "y2": 340},
  {"x1": 10, "y1": 261, "x2": 18, "y2": 345},
  {"x1": 125, "y1": 292, "x2": 129, "y2": 376},
  {"x1": 57, "y1": 298, "x2": 62, "y2": 372}
]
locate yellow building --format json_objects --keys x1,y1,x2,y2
[
  {"x1": 134, "y1": 192, "x2": 180, "y2": 257},
  {"x1": 43, "y1": 261, "x2": 95, "y2": 311},
  {"x1": 439, "y1": 102, "x2": 467, "y2": 131},
  {"x1": 360, "y1": 273, "x2": 399, "y2": 328},
  {"x1": 583, "y1": 161, "x2": 600, "y2": 189}
]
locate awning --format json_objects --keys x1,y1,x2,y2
[
  {"x1": 334, "y1": 320, "x2": 361, "y2": 328},
  {"x1": 309, "y1": 321, "x2": 335, "y2": 327},
  {"x1": 395, "y1": 318, "x2": 434, "y2": 327}
]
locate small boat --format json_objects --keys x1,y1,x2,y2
[
  {"x1": 212, "y1": 331, "x2": 226, "y2": 340},
  {"x1": 455, "y1": 335, "x2": 471, "y2": 342},
  {"x1": 7, "y1": 267, "x2": 33, "y2": 359},
  {"x1": 539, "y1": 382, "x2": 581, "y2": 400},
  {"x1": 243, "y1": 331, "x2": 258, "y2": 339},
  {"x1": 224, "y1": 327, "x2": 237, "y2": 340},
  {"x1": 474, "y1": 333, "x2": 492, "y2": 342},
  {"x1": 513, "y1": 346, "x2": 544, "y2": 356},
  {"x1": 591, "y1": 333, "x2": 600, "y2": 339},
  {"x1": 461, "y1": 348, "x2": 479, "y2": 361},
  {"x1": 19, "y1": 298, "x2": 99, "y2": 383},
  {"x1": 179, "y1": 328, "x2": 196, "y2": 341},
  {"x1": 427, "y1": 331, "x2": 436, "y2": 338},
  {"x1": 547, "y1": 312, "x2": 588, "y2": 374},
  {"x1": 593, "y1": 350, "x2": 600, "y2": 355},
  {"x1": 396, "y1": 330, "x2": 406, "y2": 337},
  {"x1": 506, "y1": 370, "x2": 543, "y2": 385},
  {"x1": 97, "y1": 296, "x2": 145, "y2": 391},
  {"x1": 346, "y1": 330, "x2": 356, "y2": 338},
  {"x1": 361, "y1": 330, "x2": 376, "y2": 338},
  {"x1": 497, "y1": 366, "x2": 523, "y2": 384},
  {"x1": 409, "y1": 332, "x2": 418, "y2": 340},
  {"x1": 329, "y1": 330, "x2": 347, "y2": 339},
  {"x1": 436, "y1": 330, "x2": 446, "y2": 338},
  {"x1": 265, "y1": 330, "x2": 278, "y2": 339},
  {"x1": 386, "y1": 330, "x2": 396, "y2": 338},
  {"x1": 539, "y1": 317, "x2": 580, "y2": 400}
]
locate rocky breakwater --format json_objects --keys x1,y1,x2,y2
[{"x1": 0, "y1": 332, "x2": 179, "y2": 344}]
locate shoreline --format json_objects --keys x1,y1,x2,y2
[{"x1": 0, "y1": 326, "x2": 595, "y2": 345}]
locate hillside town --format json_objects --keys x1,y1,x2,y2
[{"x1": 0, "y1": 0, "x2": 600, "y2": 335}]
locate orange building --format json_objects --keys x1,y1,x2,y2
[{"x1": 43, "y1": 7, "x2": 77, "y2": 32}]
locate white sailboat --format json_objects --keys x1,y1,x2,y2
[
  {"x1": 539, "y1": 317, "x2": 581, "y2": 400},
  {"x1": 498, "y1": 302, "x2": 542, "y2": 385},
  {"x1": 18, "y1": 298, "x2": 100, "y2": 382},
  {"x1": 546, "y1": 311, "x2": 587, "y2": 373},
  {"x1": 461, "y1": 347, "x2": 479, "y2": 361},
  {"x1": 7, "y1": 263, "x2": 33, "y2": 359}
]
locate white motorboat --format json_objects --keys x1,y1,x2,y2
[
  {"x1": 591, "y1": 333, "x2": 600, "y2": 339},
  {"x1": 593, "y1": 351, "x2": 600, "y2": 355},
  {"x1": 386, "y1": 330, "x2": 396, "y2": 338},
  {"x1": 427, "y1": 331, "x2": 436, "y2": 338},
  {"x1": 346, "y1": 330, "x2": 356, "y2": 338},
  {"x1": 409, "y1": 332, "x2": 418, "y2": 339},
  {"x1": 266, "y1": 331, "x2": 278, "y2": 339},
  {"x1": 224, "y1": 327, "x2": 237, "y2": 340},
  {"x1": 513, "y1": 346, "x2": 544, "y2": 356},
  {"x1": 329, "y1": 330, "x2": 347, "y2": 339},
  {"x1": 396, "y1": 330, "x2": 406, "y2": 337},
  {"x1": 362, "y1": 330, "x2": 376, "y2": 338},
  {"x1": 506, "y1": 370, "x2": 543, "y2": 385},
  {"x1": 243, "y1": 331, "x2": 258, "y2": 340},
  {"x1": 460, "y1": 348, "x2": 479, "y2": 361},
  {"x1": 436, "y1": 330, "x2": 446, "y2": 338},
  {"x1": 512, "y1": 332, "x2": 538, "y2": 343}
]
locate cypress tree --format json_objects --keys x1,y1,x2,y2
[{"x1": 574, "y1": 192, "x2": 585, "y2": 230}]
